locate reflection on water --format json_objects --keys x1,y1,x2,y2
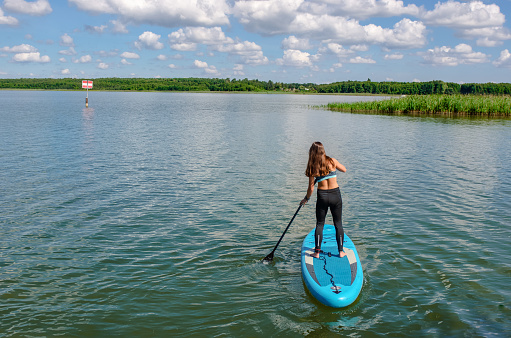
[{"x1": 0, "y1": 91, "x2": 510, "y2": 337}]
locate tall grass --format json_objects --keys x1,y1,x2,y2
[{"x1": 326, "y1": 95, "x2": 511, "y2": 116}]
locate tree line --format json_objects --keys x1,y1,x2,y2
[{"x1": 1, "y1": 77, "x2": 510, "y2": 95}]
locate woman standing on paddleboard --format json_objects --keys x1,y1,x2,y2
[{"x1": 300, "y1": 142, "x2": 347, "y2": 258}]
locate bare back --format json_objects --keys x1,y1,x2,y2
[{"x1": 317, "y1": 157, "x2": 346, "y2": 190}]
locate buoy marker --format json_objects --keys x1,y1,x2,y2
[{"x1": 82, "y1": 80, "x2": 93, "y2": 107}]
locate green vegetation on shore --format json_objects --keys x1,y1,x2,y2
[
  {"x1": 2, "y1": 77, "x2": 511, "y2": 96},
  {"x1": 0, "y1": 77, "x2": 305, "y2": 92},
  {"x1": 325, "y1": 95, "x2": 511, "y2": 116}
]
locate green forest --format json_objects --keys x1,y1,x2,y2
[{"x1": 1, "y1": 77, "x2": 511, "y2": 96}]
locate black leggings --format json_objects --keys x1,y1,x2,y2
[{"x1": 315, "y1": 187, "x2": 344, "y2": 253}]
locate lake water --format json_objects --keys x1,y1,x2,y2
[{"x1": 1, "y1": 90, "x2": 510, "y2": 337}]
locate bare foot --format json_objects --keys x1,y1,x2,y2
[
  {"x1": 339, "y1": 251, "x2": 346, "y2": 258},
  {"x1": 311, "y1": 252, "x2": 319, "y2": 258}
]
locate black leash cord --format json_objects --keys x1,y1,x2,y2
[{"x1": 319, "y1": 253, "x2": 341, "y2": 294}]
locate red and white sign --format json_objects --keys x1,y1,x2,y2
[{"x1": 82, "y1": 80, "x2": 93, "y2": 89}]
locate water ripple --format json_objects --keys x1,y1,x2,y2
[{"x1": 1, "y1": 91, "x2": 510, "y2": 336}]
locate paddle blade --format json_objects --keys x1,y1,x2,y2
[{"x1": 262, "y1": 251, "x2": 274, "y2": 262}]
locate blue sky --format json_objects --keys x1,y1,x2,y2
[{"x1": 1, "y1": 0, "x2": 511, "y2": 84}]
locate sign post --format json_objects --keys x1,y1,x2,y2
[{"x1": 82, "y1": 80, "x2": 93, "y2": 107}]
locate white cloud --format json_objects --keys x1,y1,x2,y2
[
  {"x1": 232, "y1": 0, "x2": 306, "y2": 35},
  {"x1": 4, "y1": 0, "x2": 52, "y2": 16},
  {"x1": 157, "y1": 54, "x2": 167, "y2": 61},
  {"x1": 12, "y1": 52, "x2": 50, "y2": 62},
  {"x1": 59, "y1": 57, "x2": 67, "y2": 63},
  {"x1": 169, "y1": 26, "x2": 268, "y2": 65},
  {"x1": 69, "y1": 0, "x2": 230, "y2": 27},
  {"x1": 61, "y1": 68, "x2": 70, "y2": 75},
  {"x1": 349, "y1": 56, "x2": 376, "y2": 64},
  {"x1": 384, "y1": 53, "x2": 403, "y2": 60},
  {"x1": 59, "y1": 47, "x2": 77, "y2": 56},
  {"x1": 277, "y1": 49, "x2": 313, "y2": 67},
  {"x1": 121, "y1": 59, "x2": 131, "y2": 65},
  {"x1": 171, "y1": 42, "x2": 197, "y2": 51},
  {"x1": 493, "y1": 49, "x2": 511, "y2": 68},
  {"x1": 377, "y1": 18, "x2": 427, "y2": 49},
  {"x1": 421, "y1": 0, "x2": 511, "y2": 47},
  {"x1": 309, "y1": 0, "x2": 420, "y2": 20},
  {"x1": 0, "y1": 8, "x2": 18, "y2": 25},
  {"x1": 194, "y1": 60, "x2": 209, "y2": 68},
  {"x1": 73, "y1": 55, "x2": 92, "y2": 63},
  {"x1": 282, "y1": 36, "x2": 311, "y2": 50},
  {"x1": 233, "y1": 64, "x2": 244, "y2": 73},
  {"x1": 135, "y1": 31, "x2": 164, "y2": 50},
  {"x1": 1, "y1": 44, "x2": 38, "y2": 53},
  {"x1": 204, "y1": 67, "x2": 218, "y2": 75},
  {"x1": 60, "y1": 33, "x2": 74, "y2": 47},
  {"x1": 319, "y1": 43, "x2": 353, "y2": 58},
  {"x1": 85, "y1": 24, "x2": 108, "y2": 34},
  {"x1": 459, "y1": 27, "x2": 511, "y2": 47},
  {"x1": 476, "y1": 37, "x2": 502, "y2": 48},
  {"x1": 214, "y1": 41, "x2": 268, "y2": 65},
  {"x1": 169, "y1": 27, "x2": 233, "y2": 46},
  {"x1": 232, "y1": 1, "x2": 426, "y2": 49},
  {"x1": 193, "y1": 59, "x2": 219, "y2": 75},
  {"x1": 237, "y1": 50, "x2": 268, "y2": 65},
  {"x1": 168, "y1": 64, "x2": 176, "y2": 68},
  {"x1": 231, "y1": 0, "x2": 509, "y2": 52},
  {"x1": 419, "y1": 1, "x2": 509, "y2": 47},
  {"x1": 235, "y1": 1, "x2": 427, "y2": 50},
  {"x1": 97, "y1": 62, "x2": 109, "y2": 69},
  {"x1": 420, "y1": 1, "x2": 504, "y2": 29},
  {"x1": 350, "y1": 44, "x2": 369, "y2": 52},
  {"x1": 419, "y1": 43, "x2": 490, "y2": 66},
  {"x1": 110, "y1": 20, "x2": 128, "y2": 33},
  {"x1": 97, "y1": 50, "x2": 118, "y2": 57},
  {"x1": 120, "y1": 52, "x2": 140, "y2": 59}
]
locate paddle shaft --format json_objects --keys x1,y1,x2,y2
[{"x1": 263, "y1": 204, "x2": 302, "y2": 261}]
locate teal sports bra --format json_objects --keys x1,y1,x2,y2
[{"x1": 314, "y1": 170, "x2": 337, "y2": 184}]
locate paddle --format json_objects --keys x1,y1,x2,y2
[{"x1": 262, "y1": 204, "x2": 302, "y2": 262}]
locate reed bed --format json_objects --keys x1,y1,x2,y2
[{"x1": 326, "y1": 95, "x2": 511, "y2": 116}]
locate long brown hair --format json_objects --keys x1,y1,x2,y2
[{"x1": 305, "y1": 142, "x2": 334, "y2": 177}]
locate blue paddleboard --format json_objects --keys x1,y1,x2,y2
[{"x1": 301, "y1": 224, "x2": 363, "y2": 308}]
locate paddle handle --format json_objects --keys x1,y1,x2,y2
[{"x1": 272, "y1": 204, "x2": 301, "y2": 250}]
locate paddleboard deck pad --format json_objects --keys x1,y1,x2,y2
[{"x1": 301, "y1": 224, "x2": 363, "y2": 308}]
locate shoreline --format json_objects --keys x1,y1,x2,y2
[{"x1": 0, "y1": 88, "x2": 392, "y2": 96}]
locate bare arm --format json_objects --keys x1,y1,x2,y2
[
  {"x1": 332, "y1": 158, "x2": 346, "y2": 173},
  {"x1": 301, "y1": 176, "x2": 315, "y2": 205}
]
